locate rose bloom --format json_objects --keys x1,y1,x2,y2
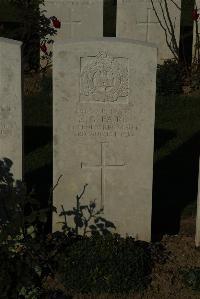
[
  {"x1": 40, "y1": 43, "x2": 47, "y2": 53},
  {"x1": 192, "y1": 9, "x2": 200, "y2": 21},
  {"x1": 52, "y1": 18, "x2": 61, "y2": 29},
  {"x1": 50, "y1": 16, "x2": 61, "y2": 28}
]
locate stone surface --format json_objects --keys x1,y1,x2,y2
[
  {"x1": 196, "y1": 159, "x2": 200, "y2": 247},
  {"x1": 117, "y1": 0, "x2": 181, "y2": 63},
  {"x1": 193, "y1": 0, "x2": 200, "y2": 60},
  {"x1": 40, "y1": 0, "x2": 103, "y2": 67},
  {"x1": 53, "y1": 38, "x2": 157, "y2": 241},
  {"x1": 0, "y1": 37, "x2": 22, "y2": 179}
]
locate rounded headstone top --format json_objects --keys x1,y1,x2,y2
[
  {"x1": 0, "y1": 37, "x2": 22, "y2": 46},
  {"x1": 53, "y1": 37, "x2": 158, "y2": 49}
]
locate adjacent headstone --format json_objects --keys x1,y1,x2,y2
[
  {"x1": 0, "y1": 37, "x2": 22, "y2": 179},
  {"x1": 40, "y1": 0, "x2": 103, "y2": 67},
  {"x1": 53, "y1": 38, "x2": 157, "y2": 241},
  {"x1": 193, "y1": 0, "x2": 200, "y2": 60},
  {"x1": 117, "y1": 0, "x2": 181, "y2": 63},
  {"x1": 196, "y1": 159, "x2": 200, "y2": 246}
]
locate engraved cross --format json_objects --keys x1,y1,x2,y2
[
  {"x1": 81, "y1": 142, "x2": 126, "y2": 209},
  {"x1": 65, "y1": 9, "x2": 82, "y2": 38},
  {"x1": 136, "y1": 8, "x2": 159, "y2": 42}
]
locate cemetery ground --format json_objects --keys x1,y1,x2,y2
[{"x1": 20, "y1": 73, "x2": 200, "y2": 298}]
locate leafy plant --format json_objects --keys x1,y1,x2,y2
[
  {"x1": 0, "y1": 243, "x2": 43, "y2": 299},
  {"x1": 0, "y1": 158, "x2": 51, "y2": 298},
  {"x1": 0, "y1": 158, "x2": 49, "y2": 244},
  {"x1": 190, "y1": 62, "x2": 200, "y2": 91},
  {"x1": 0, "y1": 0, "x2": 57, "y2": 73},
  {"x1": 181, "y1": 267, "x2": 200, "y2": 291},
  {"x1": 57, "y1": 234, "x2": 153, "y2": 294},
  {"x1": 58, "y1": 183, "x2": 116, "y2": 237},
  {"x1": 156, "y1": 59, "x2": 183, "y2": 95},
  {"x1": 0, "y1": 159, "x2": 117, "y2": 297},
  {"x1": 0, "y1": 159, "x2": 161, "y2": 297}
]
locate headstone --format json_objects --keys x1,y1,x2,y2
[
  {"x1": 193, "y1": 0, "x2": 200, "y2": 60},
  {"x1": 40, "y1": 0, "x2": 103, "y2": 68},
  {"x1": 116, "y1": 0, "x2": 181, "y2": 63},
  {"x1": 196, "y1": 159, "x2": 200, "y2": 247},
  {"x1": 0, "y1": 37, "x2": 22, "y2": 179},
  {"x1": 53, "y1": 38, "x2": 157, "y2": 241}
]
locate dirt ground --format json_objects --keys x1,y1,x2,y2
[
  {"x1": 66, "y1": 215, "x2": 200, "y2": 299},
  {"x1": 46, "y1": 215, "x2": 200, "y2": 299},
  {"x1": 139, "y1": 216, "x2": 200, "y2": 299}
]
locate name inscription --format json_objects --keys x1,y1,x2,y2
[{"x1": 71, "y1": 107, "x2": 136, "y2": 138}]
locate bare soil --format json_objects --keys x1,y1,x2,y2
[{"x1": 45, "y1": 215, "x2": 200, "y2": 299}]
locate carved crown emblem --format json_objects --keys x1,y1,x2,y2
[{"x1": 80, "y1": 51, "x2": 129, "y2": 102}]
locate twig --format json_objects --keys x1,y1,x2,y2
[
  {"x1": 163, "y1": 0, "x2": 179, "y2": 56},
  {"x1": 76, "y1": 183, "x2": 88, "y2": 201},
  {"x1": 169, "y1": 0, "x2": 181, "y2": 10},
  {"x1": 48, "y1": 175, "x2": 63, "y2": 204},
  {"x1": 150, "y1": 0, "x2": 179, "y2": 61},
  {"x1": 61, "y1": 205, "x2": 68, "y2": 228}
]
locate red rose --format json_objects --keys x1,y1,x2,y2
[
  {"x1": 52, "y1": 18, "x2": 61, "y2": 29},
  {"x1": 192, "y1": 9, "x2": 199, "y2": 21},
  {"x1": 40, "y1": 43, "x2": 47, "y2": 53}
]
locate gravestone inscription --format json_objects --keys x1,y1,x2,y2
[
  {"x1": 0, "y1": 37, "x2": 22, "y2": 179},
  {"x1": 53, "y1": 38, "x2": 157, "y2": 241}
]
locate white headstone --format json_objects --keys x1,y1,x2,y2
[
  {"x1": 40, "y1": 0, "x2": 103, "y2": 68},
  {"x1": 0, "y1": 37, "x2": 22, "y2": 179},
  {"x1": 117, "y1": 0, "x2": 181, "y2": 63},
  {"x1": 192, "y1": 0, "x2": 200, "y2": 60},
  {"x1": 53, "y1": 38, "x2": 157, "y2": 241}
]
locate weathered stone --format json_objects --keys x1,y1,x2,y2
[
  {"x1": 40, "y1": 0, "x2": 103, "y2": 68},
  {"x1": 0, "y1": 37, "x2": 22, "y2": 179},
  {"x1": 193, "y1": 0, "x2": 200, "y2": 60},
  {"x1": 117, "y1": 0, "x2": 181, "y2": 63},
  {"x1": 53, "y1": 38, "x2": 157, "y2": 241}
]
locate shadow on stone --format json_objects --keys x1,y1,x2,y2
[{"x1": 103, "y1": 0, "x2": 117, "y2": 37}]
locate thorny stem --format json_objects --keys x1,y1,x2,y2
[
  {"x1": 75, "y1": 184, "x2": 88, "y2": 235},
  {"x1": 163, "y1": 0, "x2": 179, "y2": 55},
  {"x1": 48, "y1": 175, "x2": 63, "y2": 207},
  {"x1": 61, "y1": 205, "x2": 68, "y2": 228}
]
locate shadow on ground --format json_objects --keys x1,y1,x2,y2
[
  {"x1": 154, "y1": 128, "x2": 177, "y2": 150},
  {"x1": 24, "y1": 126, "x2": 52, "y2": 233},
  {"x1": 152, "y1": 130, "x2": 200, "y2": 241}
]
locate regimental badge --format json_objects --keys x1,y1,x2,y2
[{"x1": 80, "y1": 51, "x2": 129, "y2": 102}]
